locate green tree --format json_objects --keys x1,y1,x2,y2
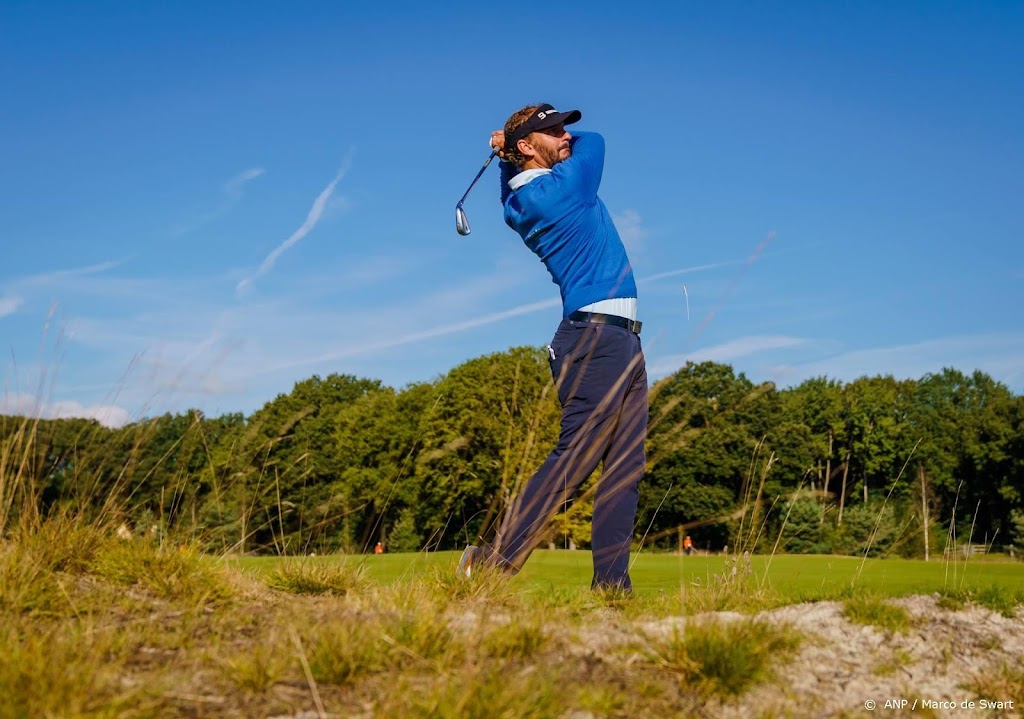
[
  {"x1": 642, "y1": 361, "x2": 776, "y2": 549},
  {"x1": 412, "y1": 346, "x2": 561, "y2": 550}
]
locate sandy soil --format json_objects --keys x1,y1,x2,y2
[{"x1": 642, "y1": 596, "x2": 1024, "y2": 719}]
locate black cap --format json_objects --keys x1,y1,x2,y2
[{"x1": 506, "y1": 103, "x2": 582, "y2": 150}]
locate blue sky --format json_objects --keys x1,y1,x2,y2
[{"x1": 2, "y1": 1, "x2": 1022, "y2": 427}]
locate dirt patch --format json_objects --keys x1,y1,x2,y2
[{"x1": 639, "y1": 596, "x2": 1024, "y2": 718}]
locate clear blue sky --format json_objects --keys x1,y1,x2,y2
[{"x1": 2, "y1": 1, "x2": 1022, "y2": 426}]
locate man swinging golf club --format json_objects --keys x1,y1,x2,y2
[{"x1": 458, "y1": 103, "x2": 648, "y2": 591}]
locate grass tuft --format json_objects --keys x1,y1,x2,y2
[
  {"x1": 645, "y1": 619, "x2": 802, "y2": 698},
  {"x1": 264, "y1": 557, "x2": 365, "y2": 596},
  {"x1": 91, "y1": 538, "x2": 234, "y2": 607},
  {"x1": 0, "y1": 619, "x2": 153, "y2": 718},
  {"x1": 381, "y1": 608, "x2": 458, "y2": 667},
  {"x1": 308, "y1": 619, "x2": 386, "y2": 685},
  {"x1": 376, "y1": 665, "x2": 561, "y2": 719},
  {"x1": 843, "y1": 597, "x2": 912, "y2": 633},
  {"x1": 939, "y1": 585, "x2": 1024, "y2": 618},
  {"x1": 481, "y1": 619, "x2": 548, "y2": 660},
  {"x1": 218, "y1": 633, "x2": 293, "y2": 693},
  {"x1": 965, "y1": 663, "x2": 1024, "y2": 709}
]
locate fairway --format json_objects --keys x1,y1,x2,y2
[{"x1": 234, "y1": 549, "x2": 1024, "y2": 602}]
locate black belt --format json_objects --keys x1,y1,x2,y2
[{"x1": 568, "y1": 311, "x2": 642, "y2": 335}]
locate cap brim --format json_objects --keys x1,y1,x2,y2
[{"x1": 536, "y1": 109, "x2": 582, "y2": 131}]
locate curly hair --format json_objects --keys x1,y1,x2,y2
[{"x1": 502, "y1": 104, "x2": 541, "y2": 168}]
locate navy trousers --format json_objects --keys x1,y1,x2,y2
[{"x1": 486, "y1": 317, "x2": 648, "y2": 590}]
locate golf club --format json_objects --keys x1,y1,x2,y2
[{"x1": 455, "y1": 151, "x2": 497, "y2": 235}]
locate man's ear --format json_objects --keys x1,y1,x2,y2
[{"x1": 516, "y1": 137, "x2": 536, "y2": 160}]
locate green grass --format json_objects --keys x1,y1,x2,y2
[
  {"x1": 644, "y1": 619, "x2": 802, "y2": 698},
  {"x1": 234, "y1": 549, "x2": 1024, "y2": 607},
  {"x1": 843, "y1": 597, "x2": 913, "y2": 633}
]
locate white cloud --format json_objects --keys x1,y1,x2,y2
[
  {"x1": 1, "y1": 392, "x2": 132, "y2": 428},
  {"x1": 0, "y1": 295, "x2": 22, "y2": 318},
  {"x1": 171, "y1": 166, "x2": 267, "y2": 236},
  {"x1": 17, "y1": 260, "x2": 123, "y2": 288},
  {"x1": 236, "y1": 157, "x2": 352, "y2": 295},
  {"x1": 647, "y1": 335, "x2": 808, "y2": 376},
  {"x1": 769, "y1": 332, "x2": 1024, "y2": 389},
  {"x1": 264, "y1": 296, "x2": 561, "y2": 374},
  {"x1": 224, "y1": 167, "x2": 266, "y2": 195},
  {"x1": 640, "y1": 259, "x2": 748, "y2": 284}
]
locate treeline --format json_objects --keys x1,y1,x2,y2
[{"x1": 3, "y1": 347, "x2": 1023, "y2": 557}]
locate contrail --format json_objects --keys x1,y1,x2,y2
[
  {"x1": 263, "y1": 297, "x2": 561, "y2": 374},
  {"x1": 236, "y1": 156, "x2": 352, "y2": 295}
]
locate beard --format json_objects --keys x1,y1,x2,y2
[{"x1": 540, "y1": 141, "x2": 571, "y2": 167}]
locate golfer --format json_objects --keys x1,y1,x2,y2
[{"x1": 458, "y1": 103, "x2": 648, "y2": 591}]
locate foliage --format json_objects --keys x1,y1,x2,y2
[
  {"x1": 775, "y1": 497, "x2": 832, "y2": 554},
  {"x1": 1009, "y1": 509, "x2": 1024, "y2": 550},
  {"x1": 2, "y1": 351, "x2": 1022, "y2": 560}
]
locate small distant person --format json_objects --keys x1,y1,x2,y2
[
  {"x1": 683, "y1": 535, "x2": 694, "y2": 556},
  {"x1": 374, "y1": 542, "x2": 384, "y2": 555}
]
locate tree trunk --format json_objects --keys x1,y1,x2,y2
[
  {"x1": 921, "y1": 464, "x2": 930, "y2": 562},
  {"x1": 824, "y1": 431, "x2": 833, "y2": 497},
  {"x1": 837, "y1": 453, "x2": 851, "y2": 526}
]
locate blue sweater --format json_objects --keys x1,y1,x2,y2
[{"x1": 500, "y1": 131, "x2": 637, "y2": 317}]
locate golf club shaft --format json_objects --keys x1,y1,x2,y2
[{"x1": 456, "y1": 151, "x2": 497, "y2": 208}]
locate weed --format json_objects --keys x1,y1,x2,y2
[
  {"x1": 0, "y1": 619, "x2": 154, "y2": 719},
  {"x1": 481, "y1": 620, "x2": 548, "y2": 659},
  {"x1": 427, "y1": 562, "x2": 516, "y2": 604},
  {"x1": 264, "y1": 556, "x2": 365, "y2": 596},
  {"x1": 16, "y1": 511, "x2": 108, "y2": 574},
  {"x1": 843, "y1": 597, "x2": 912, "y2": 633},
  {"x1": 575, "y1": 684, "x2": 627, "y2": 715},
  {"x1": 971, "y1": 585, "x2": 1024, "y2": 618},
  {"x1": 0, "y1": 542, "x2": 62, "y2": 614},
  {"x1": 645, "y1": 619, "x2": 802, "y2": 698},
  {"x1": 381, "y1": 608, "x2": 458, "y2": 667},
  {"x1": 91, "y1": 538, "x2": 234, "y2": 607},
  {"x1": 375, "y1": 664, "x2": 561, "y2": 719},
  {"x1": 308, "y1": 619, "x2": 386, "y2": 685},
  {"x1": 938, "y1": 585, "x2": 1024, "y2": 618},
  {"x1": 965, "y1": 663, "x2": 1024, "y2": 709},
  {"x1": 936, "y1": 593, "x2": 966, "y2": 611},
  {"x1": 873, "y1": 648, "x2": 914, "y2": 676},
  {"x1": 218, "y1": 632, "x2": 293, "y2": 693}
]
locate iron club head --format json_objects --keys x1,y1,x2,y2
[
  {"x1": 454, "y1": 151, "x2": 496, "y2": 237},
  {"x1": 456, "y1": 205, "x2": 471, "y2": 236}
]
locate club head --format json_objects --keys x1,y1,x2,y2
[{"x1": 455, "y1": 206, "x2": 471, "y2": 236}]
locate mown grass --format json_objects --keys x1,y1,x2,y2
[{"x1": 237, "y1": 549, "x2": 1024, "y2": 608}]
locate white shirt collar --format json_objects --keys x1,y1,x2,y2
[{"x1": 508, "y1": 168, "x2": 552, "y2": 191}]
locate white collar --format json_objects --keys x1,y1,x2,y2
[{"x1": 508, "y1": 168, "x2": 552, "y2": 190}]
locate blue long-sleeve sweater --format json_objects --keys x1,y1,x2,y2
[{"x1": 499, "y1": 131, "x2": 637, "y2": 317}]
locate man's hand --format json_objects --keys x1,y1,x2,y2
[{"x1": 490, "y1": 131, "x2": 506, "y2": 159}]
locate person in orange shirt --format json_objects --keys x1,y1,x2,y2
[{"x1": 683, "y1": 535, "x2": 694, "y2": 556}]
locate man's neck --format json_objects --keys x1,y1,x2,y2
[{"x1": 521, "y1": 158, "x2": 551, "y2": 171}]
